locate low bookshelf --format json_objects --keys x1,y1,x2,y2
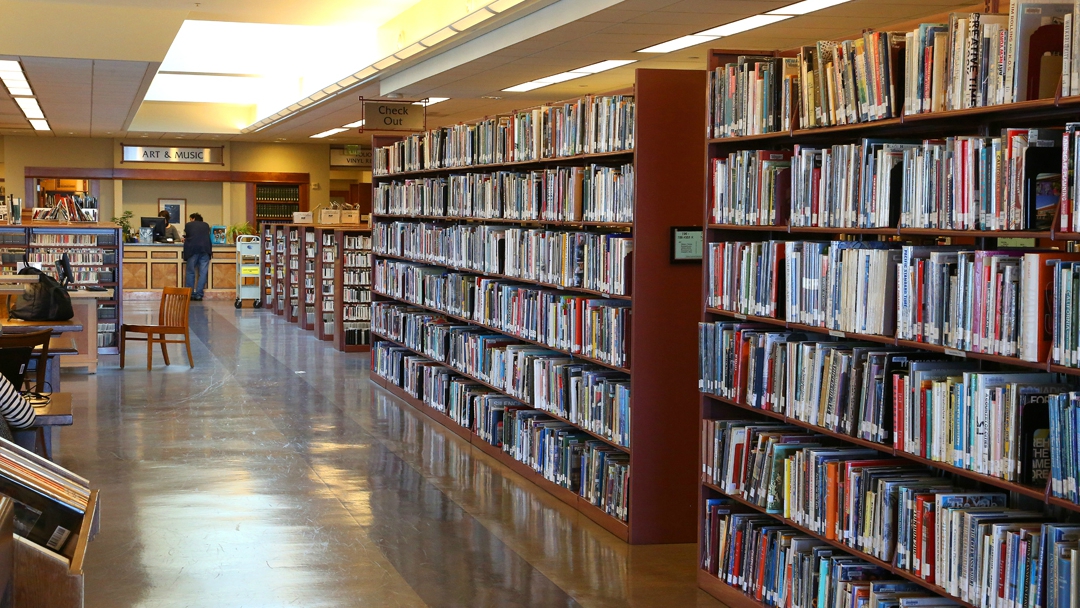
[
  {"x1": 315, "y1": 227, "x2": 338, "y2": 342},
  {"x1": 368, "y1": 69, "x2": 705, "y2": 544},
  {"x1": 698, "y1": 38, "x2": 1080, "y2": 607}
]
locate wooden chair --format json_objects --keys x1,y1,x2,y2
[
  {"x1": 0, "y1": 330, "x2": 52, "y2": 457},
  {"x1": 119, "y1": 287, "x2": 194, "y2": 370}
]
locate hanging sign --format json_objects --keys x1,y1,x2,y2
[
  {"x1": 362, "y1": 101, "x2": 425, "y2": 131},
  {"x1": 330, "y1": 147, "x2": 372, "y2": 167},
  {"x1": 122, "y1": 145, "x2": 223, "y2": 164}
]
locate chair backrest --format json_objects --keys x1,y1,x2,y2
[
  {"x1": 158, "y1": 287, "x2": 191, "y2": 329},
  {"x1": 0, "y1": 329, "x2": 50, "y2": 392}
]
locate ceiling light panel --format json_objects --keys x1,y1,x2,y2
[
  {"x1": 311, "y1": 127, "x2": 347, "y2": 138},
  {"x1": 698, "y1": 14, "x2": 792, "y2": 37},
  {"x1": 343, "y1": 119, "x2": 365, "y2": 128},
  {"x1": 573, "y1": 60, "x2": 636, "y2": 74},
  {"x1": 29, "y1": 119, "x2": 49, "y2": 131},
  {"x1": 15, "y1": 97, "x2": 43, "y2": 119},
  {"x1": 502, "y1": 81, "x2": 547, "y2": 93},
  {"x1": 637, "y1": 35, "x2": 719, "y2": 53},
  {"x1": 768, "y1": 0, "x2": 854, "y2": 15},
  {"x1": 0, "y1": 60, "x2": 21, "y2": 72},
  {"x1": 535, "y1": 72, "x2": 586, "y2": 84},
  {"x1": 6, "y1": 87, "x2": 32, "y2": 96}
]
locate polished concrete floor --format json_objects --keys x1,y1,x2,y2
[{"x1": 55, "y1": 301, "x2": 726, "y2": 608}]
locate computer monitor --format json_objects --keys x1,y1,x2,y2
[
  {"x1": 55, "y1": 253, "x2": 75, "y2": 287},
  {"x1": 140, "y1": 216, "x2": 166, "y2": 241}
]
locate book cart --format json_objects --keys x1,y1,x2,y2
[
  {"x1": 367, "y1": 69, "x2": 705, "y2": 543},
  {"x1": 697, "y1": 42, "x2": 1080, "y2": 607}
]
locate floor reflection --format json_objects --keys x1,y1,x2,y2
[{"x1": 54, "y1": 301, "x2": 721, "y2": 608}]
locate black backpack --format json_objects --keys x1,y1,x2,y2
[{"x1": 9, "y1": 267, "x2": 73, "y2": 322}]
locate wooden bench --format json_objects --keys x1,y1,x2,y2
[{"x1": 12, "y1": 393, "x2": 73, "y2": 461}]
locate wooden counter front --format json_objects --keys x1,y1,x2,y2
[{"x1": 122, "y1": 244, "x2": 236, "y2": 299}]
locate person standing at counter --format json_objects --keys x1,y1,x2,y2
[
  {"x1": 183, "y1": 212, "x2": 212, "y2": 301},
  {"x1": 158, "y1": 210, "x2": 182, "y2": 242}
]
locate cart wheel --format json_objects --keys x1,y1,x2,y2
[
  {"x1": 234, "y1": 299, "x2": 242, "y2": 309},
  {"x1": 253, "y1": 299, "x2": 262, "y2": 309}
]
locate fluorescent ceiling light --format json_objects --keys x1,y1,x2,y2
[
  {"x1": 768, "y1": 0, "x2": 853, "y2": 15},
  {"x1": 311, "y1": 127, "x2": 347, "y2": 138},
  {"x1": 637, "y1": 35, "x2": 719, "y2": 53},
  {"x1": 413, "y1": 97, "x2": 449, "y2": 107},
  {"x1": 699, "y1": 14, "x2": 792, "y2": 37},
  {"x1": 487, "y1": 0, "x2": 526, "y2": 12},
  {"x1": 373, "y1": 56, "x2": 399, "y2": 70},
  {"x1": 2, "y1": 75, "x2": 28, "y2": 87},
  {"x1": 0, "y1": 60, "x2": 21, "y2": 72},
  {"x1": 573, "y1": 59, "x2": 636, "y2": 74},
  {"x1": 15, "y1": 97, "x2": 43, "y2": 119},
  {"x1": 29, "y1": 119, "x2": 49, "y2": 131},
  {"x1": 451, "y1": 9, "x2": 494, "y2": 31},
  {"x1": 343, "y1": 119, "x2": 365, "y2": 128},
  {"x1": 6, "y1": 87, "x2": 32, "y2": 96},
  {"x1": 394, "y1": 43, "x2": 425, "y2": 60},
  {"x1": 421, "y1": 27, "x2": 456, "y2": 47},
  {"x1": 502, "y1": 81, "x2": 548, "y2": 93},
  {"x1": 354, "y1": 66, "x2": 379, "y2": 80},
  {"x1": 535, "y1": 72, "x2": 586, "y2": 85}
]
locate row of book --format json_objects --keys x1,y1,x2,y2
[
  {"x1": 373, "y1": 163, "x2": 635, "y2": 224},
  {"x1": 707, "y1": 240, "x2": 1076, "y2": 364},
  {"x1": 372, "y1": 341, "x2": 630, "y2": 519},
  {"x1": 710, "y1": 128, "x2": 1059, "y2": 230},
  {"x1": 699, "y1": 322, "x2": 1062, "y2": 486},
  {"x1": 373, "y1": 259, "x2": 631, "y2": 368},
  {"x1": 373, "y1": 301, "x2": 630, "y2": 446},
  {"x1": 255, "y1": 184, "x2": 301, "y2": 202},
  {"x1": 708, "y1": 5, "x2": 1073, "y2": 137},
  {"x1": 374, "y1": 220, "x2": 633, "y2": 296},
  {"x1": 703, "y1": 422, "x2": 1080, "y2": 606},
  {"x1": 29, "y1": 234, "x2": 97, "y2": 245},
  {"x1": 373, "y1": 95, "x2": 635, "y2": 175},
  {"x1": 703, "y1": 504, "x2": 970, "y2": 608}
]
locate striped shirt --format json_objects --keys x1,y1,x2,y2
[{"x1": 0, "y1": 376, "x2": 36, "y2": 429}]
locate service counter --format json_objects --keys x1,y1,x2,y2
[{"x1": 122, "y1": 243, "x2": 237, "y2": 299}]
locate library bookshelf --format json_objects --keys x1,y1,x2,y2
[
  {"x1": 368, "y1": 69, "x2": 705, "y2": 544},
  {"x1": 259, "y1": 222, "x2": 373, "y2": 350},
  {"x1": 698, "y1": 46, "x2": 1080, "y2": 607},
  {"x1": 1, "y1": 222, "x2": 123, "y2": 353},
  {"x1": 247, "y1": 183, "x2": 307, "y2": 232}
]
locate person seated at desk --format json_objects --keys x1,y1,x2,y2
[
  {"x1": 0, "y1": 375, "x2": 36, "y2": 440},
  {"x1": 158, "y1": 210, "x2": 182, "y2": 243}
]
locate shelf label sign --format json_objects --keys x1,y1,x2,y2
[
  {"x1": 670, "y1": 226, "x2": 703, "y2": 263},
  {"x1": 330, "y1": 147, "x2": 372, "y2": 167},
  {"x1": 122, "y1": 145, "x2": 223, "y2": 164},
  {"x1": 363, "y1": 101, "x2": 425, "y2": 131}
]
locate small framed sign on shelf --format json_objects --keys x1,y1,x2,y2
[{"x1": 670, "y1": 226, "x2": 703, "y2": 263}]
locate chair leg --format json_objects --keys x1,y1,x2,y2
[
  {"x1": 119, "y1": 328, "x2": 126, "y2": 369},
  {"x1": 33, "y1": 427, "x2": 48, "y2": 460},
  {"x1": 160, "y1": 335, "x2": 171, "y2": 366},
  {"x1": 147, "y1": 335, "x2": 154, "y2": 371},
  {"x1": 185, "y1": 330, "x2": 194, "y2": 368}
]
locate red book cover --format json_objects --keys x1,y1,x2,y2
[
  {"x1": 919, "y1": 497, "x2": 936, "y2": 582},
  {"x1": 825, "y1": 461, "x2": 839, "y2": 540},
  {"x1": 893, "y1": 373, "x2": 905, "y2": 451}
]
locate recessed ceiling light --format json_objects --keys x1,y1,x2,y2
[
  {"x1": 342, "y1": 119, "x2": 365, "y2": 128},
  {"x1": 573, "y1": 60, "x2": 636, "y2": 74},
  {"x1": 698, "y1": 14, "x2": 791, "y2": 37},
  {"x1": 0, "y1": 60, "x2": 21, "y2": 72},
  {"x1": 503, "y1": 81, "x2": 548, "y2": 93},
  {"x1": 503, "y1": 59, "x2": 636, "y2": 93},
  {"x1": 311, "y1": 127, "x2": 347, "y2": 138},
  {"x1": 29, "y1": 119, "x2": 49, "y2": 131},
  {"x1": 413, "y1": 97, "x2": 449, "y2": 107},
  {"x1": 637, "y1": 35, "x2": 719, "y2": 53},
  {"x1": 481, "y1": 95, "x2": 502, "y2": 100},
  {"x1": 767, "y1": 0, "x2": 853, "y2": 15},
  {"x1": 15, "y1": 97, "x2": 43, "y2": 119},
  {"x1": 7, "y1": 87, "x2": 32, "y2": 96}
]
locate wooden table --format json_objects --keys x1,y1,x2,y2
[{"x1": 2, "y1": 288, "x2": 112, "y2": 374}]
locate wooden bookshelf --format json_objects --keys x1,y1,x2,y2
[
  {"x1": 314, "y1": 227, "x2": 337, "y2": 342},
  {"x1": 246, "y1": 183, "x2": 307, "y2": 231},
  {"x1": 298, "y1": 225, "x2": 318, "y2": 331},
  {"x1": 369, "y1": 69, "x2": 705, "y2": 544},
  {"x1": 698, "y1": 46, "x2": 1080, "y2": 607},
  {"x1": 334, "y1": 227, "x2": 372, "y2": 352}
]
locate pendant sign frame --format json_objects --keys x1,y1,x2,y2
[
  {"x1": 121, "y1": 145, "x2": 224, "y2": 165},
  {"x1": 356, "y1": 97, "x2": 427, "y2": 132}
]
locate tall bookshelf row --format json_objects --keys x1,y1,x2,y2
[
  {"x1": 0, "y1": 223, "x2": 123, "y2": 351},
  {"x1": 259, "y1": 222, "x2": 372, "y2": 352},
  {"x1": 697, "y1": 42, "x2": 1080, "y2": 608},
  {"x1": 367, "y1": 70, "x2": 704, "y2": 544}
]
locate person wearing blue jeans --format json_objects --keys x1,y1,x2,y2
[{"x1": 183, "y1": 212, "x2": 212, "y2": 301}]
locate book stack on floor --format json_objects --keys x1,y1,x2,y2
[
  {"x1": 368, "y1": 69, "x2": 704, "y2": 544},
  {"x1": 700, "y1": 31, "x2": 1080, "y2": 605}
]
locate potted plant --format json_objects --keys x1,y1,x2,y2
[
  {"x1": 225, "y1": 221, "x2": 256, "y2": 244},
  {"x1": 111, "y1": 211, "x2": 135, "y2": 242}
]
